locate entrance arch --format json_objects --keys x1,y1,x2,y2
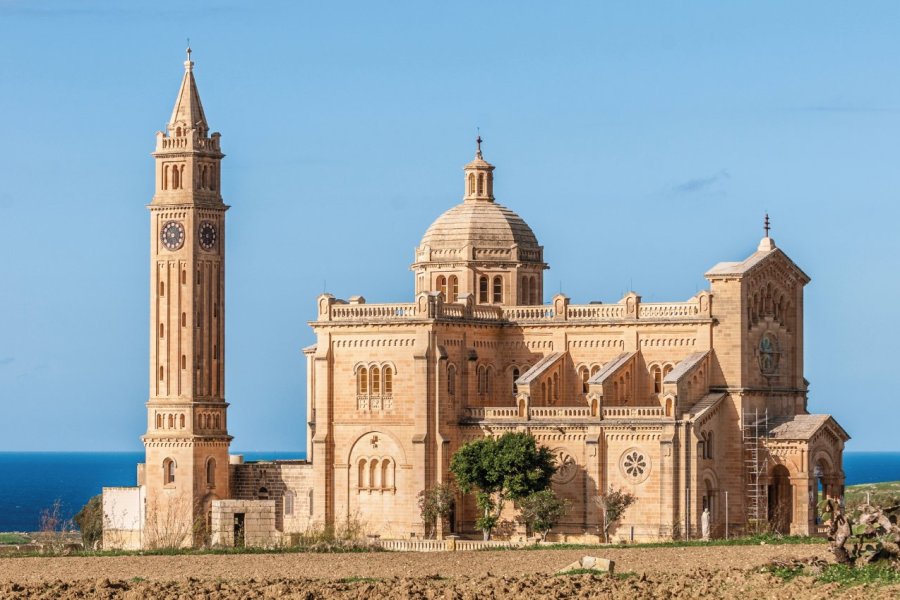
[{"x1": 768, "y1": 465, "x2": 792, "y2": 534}]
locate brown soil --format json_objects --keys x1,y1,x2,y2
[{"x1": 0, "y1": 543, "x2": 897, "y2": 599}]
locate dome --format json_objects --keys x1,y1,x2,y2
[{"x1": 418, "y1": 200, "x2": 541, "y2": 257}]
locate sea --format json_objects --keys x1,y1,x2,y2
[{"x1": 0, "y1": 451, "x2": 897, "y2": 532}]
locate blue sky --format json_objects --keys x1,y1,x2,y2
[{"x1": 0, "y1": 1, "x2": 898, "y2": 452}]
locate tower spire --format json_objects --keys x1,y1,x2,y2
[{"x1": 168, "y1": 46, "x2": 208, "y2": 136}]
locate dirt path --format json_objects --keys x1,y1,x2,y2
[{"x1": 0, "y1": 543, "x2": 828, "y2": 582}]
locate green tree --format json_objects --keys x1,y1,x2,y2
[
  {"x1": 517, "y1": 489, "x2": 570, "y2": 540},
  {"x1": 417, "y1": 483, "x2": 456, "y2": 539},
  {"x1": 595, "y1": 486, "x2": 636, "y2": 543},
  {"x1": 450, "y1": 432, "x2": 556, "y2": 540},
  {"x1": 74, "y1": 494, "x2": 103, "y2": 550}
]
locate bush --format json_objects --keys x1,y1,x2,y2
[{"x1": 74, "y1": 495, "x2": 103, "y2": 550}]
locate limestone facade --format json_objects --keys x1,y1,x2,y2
[{"x1": 103, "y1": 54, "x2": 849, "y2": 549}]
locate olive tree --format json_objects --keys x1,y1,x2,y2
[
  {"x1": 450, "y1": 432, "x2": 556, "y2": 540},
  {"x1": 517, "y1": 489, "x2": 570, "y2": 540}
]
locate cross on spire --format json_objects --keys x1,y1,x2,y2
[
  {"x1": 476, "y1": 133, "x2": 483, "y2": 159},
  {"x1": 764, "y1": 213, "x2": 771, "y2": 238}
]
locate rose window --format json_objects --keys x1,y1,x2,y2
[
  {"x1": 551, "y1": 449, "x2": 577, "y2": 484},
  {"x1": 619, "y1": 448, "x2": 650, "y2": 483}
]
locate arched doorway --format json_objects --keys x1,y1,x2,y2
[{"x1": 768, "y1": 465, "x2": 792, "y2": 534}]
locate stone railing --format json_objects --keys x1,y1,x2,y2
[
  {"x1": 530, "y1": 406, "x2": 592, "y2": 418},
  {"x1": 316, "y1": 292, "x2": 710, "y2": 324},
  {"x1": 463, "y1": 406, "x2": 593, "y2": 420},
  {"x1": 377, "y1": 539, "x2": 447, "y2": 552},
  {"x1": 330, "y1": 303, "x2": 417, "y2": 320},
  {"x1": 566, "y1": 304, "x2": 626, "y2": 320},
  {"x1": 500, "y1": 306, "x2": 555, "y2": 321},
  {"x1": 376, "y1": 538, "x2": 517, "y2": 552},
  {"x1": 471, "y1": 305, "x2": 503, "y2": 320},
  {"x1": 602, "y1": 406, "x2": 666, "y2": 419},
  {"x1": 637, "y1": 302, "x2": 700, "y2": 319}
]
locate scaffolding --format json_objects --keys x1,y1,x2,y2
[{"x1": 743, "y1": 407, "x2": 769, "y2": 532}]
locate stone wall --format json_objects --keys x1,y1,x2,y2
[
  {"x1": 231, "y1": 461, "x2": 315, "y2": 533},
  {"x1": 102, "y1": 486, "x2": 144, "y2": 550},
  {"x1": 210, "y1": 499, "x2": 277, "y2": 548}
]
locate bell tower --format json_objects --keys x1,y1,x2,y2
[{"x1": 142, "y1": 48, "x2": 231, "y2": 546}]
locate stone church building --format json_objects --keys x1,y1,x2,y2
[{"x1": 103, "y1": 53, "x2": 849, "y2": 549}]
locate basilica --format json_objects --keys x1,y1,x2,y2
[{"x1": 102, "y1": 53, "x2": 849, "y2": 549}]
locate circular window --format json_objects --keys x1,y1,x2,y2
[
  {"x1": 619, "y1": 448, "x2": 650, "y2": 484},
  {"x1": 551, "y1": 448, "x2": 577, "y2": 484}
]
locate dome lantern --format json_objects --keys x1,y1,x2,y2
[{"x1": 463, "y1": 136, "x2": 494, "y2": 202}]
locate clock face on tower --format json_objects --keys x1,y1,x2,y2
[
  {"x1": 160, "y1": 221, "x2": 185, "y2": 251},
  {"x1": 199, "y1": 221, "x2": 217, "y2": 251}
]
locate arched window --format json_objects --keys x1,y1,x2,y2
[
  {"x1": 580, "y1": 367, "x2": 590, "y2": 394},
  {"x1": 369, "y1": 459, "x2": 379, "y2": 489},
  {"x1": 206, "y1": 458, "x2": 216, "y2": 486},
  {"x1": 467, "y1": 173, "x2": 476, "y2": 196},
  {"x1": 383, "y1": 366, "x2": 393, "y2": 395},
  {"x1": 666, "y1": 397, "x2": 673, "y2": 417},
  {"x1": 214, "y1": 414, "x2": 220, "y2": 429},
  {"x1": 449, "y1": 276, "x2": 458, "y2": 302},
  {"x1": 436, "y1": 276, "x2": 447, "y2": 298},
  {"x1": 358, "y1": 459, "x2": 368, "y2": 488},
  {"x1": 663, "y1": 364, "x2": 674, "y2": 379},
  {"x1": 540, "y1": 381, "x2": 547, "y2": 403},
  {"x1": 181, "y1": 270, "x2": 186, "y2": 285},
  {"x1": 258, "y1": 487, "x2": 269, "y2": 500},
  {"x1": 284, "y1": 490, "x2": 294, "y2": 516},
  {"x1": 163, "y1": 458, "x2": 176, "y2": 485},
  {"x1": 159, "y1": 323, "x2": 165, "y2": 338},
  {"x1": 181, "y1": 355, "x2": 186, "y2": 370},
  {"x1": 591, "y1": 365, "x2": 601, "y2": 377},
  {"x1": 358, "y1": 367, "x2": 368, "y2": 395},
  {"x1": 179, "y1": 414, "x2": 185, "y2": 429},
  {"x1": 512, "y1": 368, "x2": 520, "y2": 395},
  {"x1": 156, "y1": 414, "x2": 162, "y2": 428},
  {"x1": 706, "y1": 432, "x2": 714, "y2": 459},
  {"x1": 521, "y1": 276, "x2": 529, "y2": 304},
  {"x1": 162, "y1": 165, "x2": 169, "y2": 190},
  {"x1": 181, "y1": 312, "x2": 187, "y2": 327},
  {"x1": 371, "y1": 366, "x2": 380, "y2": 395},
  {"x1": 447, "y1": 365, "x2": 457, "y2": 396},
  {"x1": 479, "y1": 276, "x2": 488, "y2": 303},
  {"x1": 485, "y1": 367, "x2": 493, "y2": 395},
  {"x1": 652, "y1": 366, "x2": 662, "y2": 394},
  {"x1": 477, "y1": 366, "x2": 485, "y2": 395},
  {"x1": 159, "y1": 281, "x2": 165, "y2": 297},
  {"x1": 530, "y1": 277, "x2": 538, "y2": 304},
  {"x1": 477, "y1": 173, "x2": 485, "y2": 195},
  {"x1": 168, "y1": 414, "x2": 174, "y2": 428},
  {"x1": 159, "y1": 365, "x2": 165, "y2": 381},
  {"x1": 492, "y1": 276, "x2": 502, "y2": 304},
  {"x1": 173, "y1": 165, "x2": 180, "y2": 189},
  {"x1": 383, "y1": 459, "x2": 395, "y2": 488}
]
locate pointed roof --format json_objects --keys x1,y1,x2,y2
[
  {"x1": 704, "y1": 235, "x2": 810, "y2": 284},
  {"x1": 168, "y1": 47, "x2": 208, "y2": 134}
]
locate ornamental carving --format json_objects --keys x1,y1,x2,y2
[
  {"x1": 551, "y1": 448, "x2": 577, "y2": 484},
  {"x1": 619, "y1": 448, "x2": 650, "y2": 484}
]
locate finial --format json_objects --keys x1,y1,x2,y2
[
  {"x1": 764, "y1": 213, "x2": 771, "y2": 238},
  {"x1": 184, "y1": 40, "x2": 193, "y2": 71},
  {"x1": 475, "y1": 130, "x2": 483, "y2": 159}
]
